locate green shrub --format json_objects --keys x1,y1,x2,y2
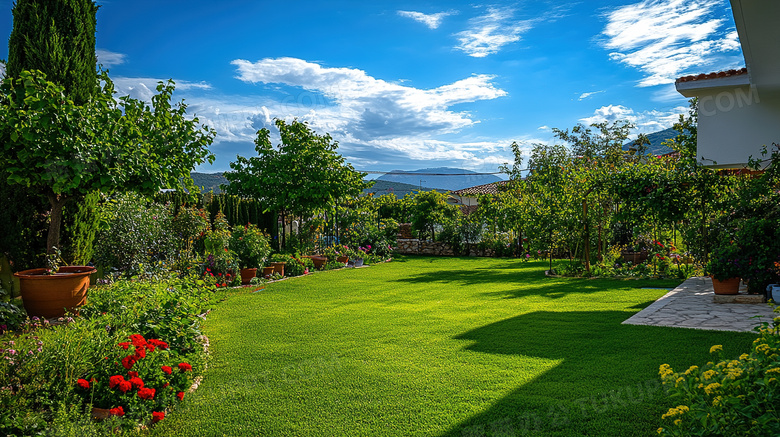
[
  {"x1": 230, "y1": 224, "x2": 271, "y2": 269},
  {"x1": 284, "y1": 256, "x2": 312, "y2": 277},
  {"x1": 657, "y1": 308, "x2": 780, "y2": 436},
  {"x1": 94, "y1": 193, "x2": 176, "y2": 276}
]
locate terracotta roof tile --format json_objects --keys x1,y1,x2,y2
[
  {"x1": 450, "y1": 180, "x2": 509, "y2": 196},
  {"x1": 676, "y1": 68, "x2": 747, "y2": 83}
]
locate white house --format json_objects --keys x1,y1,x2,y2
[{"x1": 675, "y1": 0, "x2": 780, "y2": 169}]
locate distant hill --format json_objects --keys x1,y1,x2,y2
[
  {"x1": 623, "y1": 127, "x2": 681, "y2": 156},
  {"x1": 363, "y1": 179, "x2": 442, "y2": 198},
  {"x1": 191, "y1": 172, "x2": 228, "y2": 194},
  {"x1": 376, "y1": 167, "x2": 502, "y2": 191}
]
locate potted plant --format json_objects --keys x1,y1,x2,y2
[
  {"x1": 230, "y1": 224, "x2": 271, "y2": 284},
  {"x1": 13, "y1": 247, "x2": 96, "y2": 318},
  {"x1": 707, "y1": 243, "x2": 743, "y2": 295},
  {"x1": 269, "y1": 253, "x2": 289, "y2": 277}
]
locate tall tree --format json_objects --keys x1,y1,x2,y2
[
  {"x1": 7, "y1": 0, "x2": 99, "y2": 105},
  {"x1": 224, "y1": 119, "x2": 370, "y2": 247},
  {"x1": 0, "y1": 71, "x2": 216, "y2": 255}
]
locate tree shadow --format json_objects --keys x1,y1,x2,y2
[
  {"x1": 440, "y1": 310, "x2": 756, "y2": 436},
  {"x1": 394, "y1": 265, "x2": 682, "y2": 300}
]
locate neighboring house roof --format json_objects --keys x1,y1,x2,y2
[
  {"x1": 676, "y1": 68, "x2": 748, "y2": 84},
  {"x1": 450, "y1": 180, "x2": 509, "y2": 196}
]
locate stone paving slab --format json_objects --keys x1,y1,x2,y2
[{"x1": 623, "y1": 277, "x2": 777, "y2": 332}]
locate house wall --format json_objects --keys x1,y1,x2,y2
[{"x1": 696, "y1": 86, "x2": 780, "y2": 167}]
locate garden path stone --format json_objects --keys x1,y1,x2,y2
[{"x1": 622, "y1": 276, "x2": 776, "y2": 332}]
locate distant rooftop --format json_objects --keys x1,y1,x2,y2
[{"x1": 450, "y1": 180, "x2": 509, "y2": 196}]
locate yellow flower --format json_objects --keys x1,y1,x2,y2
[
  {"x1": 698, "y1": 383, "x2": 704, "y2": 389},
  {"x1": 769, "y1": 378, "x2": 777, "y2": 384},
  {"x1": 710, "y1": 345, "x2": 723, "y2": 354},
  {"x1": 657, "y1": 428, "x2": 663, "y2": 435},
  {"x1": 712, "y1": 396, "x2": 722, "y2": 406},
  {"x1": 705, "y1": 383, "x2": 721, "y2": 395},
  {"x1": 674, "y1": 419, "x2": 682, "y2": 426},
  {"x1": 756, "y1": 344, "x2": 770, "y2": 354},
  {"x1": 766, "y1": 368, "x2": 780, "y2": 374},
  {"x1": 702, "y1": 370, "x2": 717, "y2": 380},
  {"x1": 685, "y1": 365, "x2": 698, "y2": 375},
  {"x1": 739, "y1": 353, "x2": 749, "y2": 360},
  {"x1": 727, "y1": 368, "x2": 743, "y2": 380},
  {"x1": 675, "y1": 377, "x2": 685, "y2": 387}
]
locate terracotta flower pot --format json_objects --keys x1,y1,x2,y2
[
  {"x1": 337, "y1": 256, "x2": 349, "y2": 264},
  {"x1": 307, "y1": 256, "x2": 327, "y2": 269},
  {"x1": 262, "y1": 266, "x2": 275, "y2": 278},
  {"x1": 14, "y1": 266, "x2": 96, "y2": 318},
  {"x1": 240, "y1": 268, "x2": 257, "y2": 285},
  {"x1": 711, "y1": 276, "x2": 740, "y2": 295},
  {"x1": 270, "y1": 262, "x2": 286, "y2": 276}
]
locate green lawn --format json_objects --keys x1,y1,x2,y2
[{"x1": 152, "y1": 257, "x2": 755, "y2": 436}]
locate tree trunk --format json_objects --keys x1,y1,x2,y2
[{"x1": 46, "y1": 193, "x2": 69, "y2": 254}]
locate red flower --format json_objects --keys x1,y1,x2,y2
[
  {"x1": 109, "y1": 375, "x2": 125, "y2": 389},
  {"x1": 129, "y1": 377, "x2": 144, "y2": 389},
  {"x1": 76, "y1": 379, "x2": 90, "y2": 389},
  {"x1": 130, "y1": 334, "x2": 146, "y2": 347},
  {"x1": 162, "y1": 382, "x2": 170, "y2": 388},
  {"x1": 176, "y1": 391, "x2": 185, "y2": 401},
  {"x1": 118, "y1": 342, "x2": 131, "y2": 350},
  {"x1": 137, "y1": 387, "x2": 156, "y2": 400},
  {"x1": 151, "y1": 411, "x2": 165, "y2": 423},
  {"x1": 148, "y1": 339, "x2": 169, "y2": 350},
  {"x1": 121, "y1": 355, "x2": 137, "y2": 370},
  {"x1": 161, "y1": 366, "x2": 172, "y2": 375},
  {"x1": 118, "y1": 380, "x2": 132, "y2": 393},
  {"x1": 134, "y1": 346, "x2": 147, "y2": 359},
  {"x1": 109, "y1": 406, "x2": 125, "y2": 417},
  {"x1": 178, "y1": 362, "x2": 193, "y2": 372},
  {"x1": 127, "y1": 371, "x2": 139, "y2": 378}
]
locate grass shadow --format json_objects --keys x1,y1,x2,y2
[{"x1": 440, "y1": 310, "x2": 756, "y2": 436}]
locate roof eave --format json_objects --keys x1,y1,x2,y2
[{"x1": 675, "y1": 74, "x2": 751, "y2": 97}]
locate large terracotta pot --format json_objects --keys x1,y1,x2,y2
[
  {"x1": 304, "y1": 255, "x2": 327, "y2": 269},
  {"x1": 262, "y1": 266, "x2": 275, "y2": 278},
  {"x1": 711, "y1": 276, "x2": 740, "y2": 295},
  {"x1": 240, "y1": 268, "x2": 257, "y2": 285},
  {"x1": 14, "y1": 266, "x2": 96, "y2": 318},
  {"x1": 337, "y1": 256, "x2": 349, "y2": 265}
]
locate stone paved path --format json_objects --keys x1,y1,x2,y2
[{"x1": 623, "y1": 276, "x2": 777, "y2": 332}]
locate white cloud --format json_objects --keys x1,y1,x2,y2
[
  {"x1": 538, "y1": 125, "x2": 550, "y2": 131},
  {"x1": 602, "y1": 0, "x2": 742, "y2": 87},
  {"x1": 231, "y1": 57, "x2": 506, "y2": 140},
  {"x1": 111, "y1": 77, "x2": 212, "y2": 102},
  {"x1": 578, "y1": 90, "x2": 605, "y2": 100},
  {"x1": 580, "y1": 104, "x2": 687, "y2": 133},
  {"x1": 397, "y1": 10, "x2": 456, "y2": 29},
  {"x1": 455, "y1": 7, "x2": 534, "y2": 58},
  {"x1": 96, "y1": 49, "x2": 127, "y2": 67}
]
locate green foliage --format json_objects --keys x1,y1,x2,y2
[
  {"x1": 658, "y1": 312, "x2": 780, "y2": 436},
  {"x1": 7, "y1": 0, "x2": 98, "y2": 105},
  {"x1": 409, "y1": 190, "x2": 459, "y2": 241},
  {"x1": 93, "y1": 193, "x2": 176, "y2": 276},
  {"x1": 0, "y1": 180, "x2": 48, "y2": 271},
  {"x1": 225, "y1": 119, "x2": 368, "y2": 218},
  {"x1": 0, "y1": 69, "x2": 215, "y2": 253},
  {"x1": 61, "y1": 190, "x2": 101, "y2": 265},
  {"x1": 230, "y1": 224, "x2": 271, "y2": 269}
]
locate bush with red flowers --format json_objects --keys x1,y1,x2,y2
[{"x1": 74, "y1": 334, "x2": 196, "y2": 427}]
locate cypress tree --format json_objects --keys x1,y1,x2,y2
[{"x1": 7, "y1": 0, "x2": 99, "y2": 104}]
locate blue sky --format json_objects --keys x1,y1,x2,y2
[{"x1": 0, "y1": 0, "x2": 744, "y2": 175}]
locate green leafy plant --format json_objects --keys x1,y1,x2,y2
[
  {"x1": 229, "y1": 224, "x2": 271, "y2": 269},
  {"x1": 657, "y1": 309, "x2": 780, "y2": 436}
]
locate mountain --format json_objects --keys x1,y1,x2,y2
[
  {"x1": 363, "y1": 179, "x2": 442, "y2": 198},
  {"x1": 375, "y1": 167, "x2": 502, "y2": 191},
  {"x1": 623, "y1": 127, "x2": 679, "y2": 156},
  {"x1": 191, "y1": 172, "x2": 228, "y2": 194}
]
